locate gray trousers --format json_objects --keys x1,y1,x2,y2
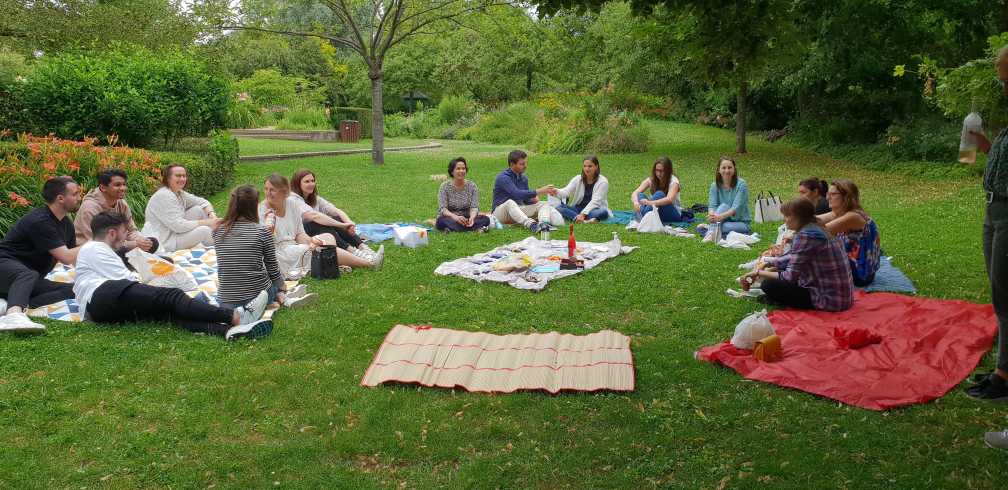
[{"x1": 984, "y1": 199, "x2": 1008, "y2": 372}]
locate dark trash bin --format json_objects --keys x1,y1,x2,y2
[{"x1": 340, "y1": 120, "x2": 361, "y2": 143}]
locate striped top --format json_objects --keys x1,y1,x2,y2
[{"x1": 212, "y1": 221, "x2": 284, "y2": 305}]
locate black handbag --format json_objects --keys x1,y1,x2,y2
[{"x1": 310, "y1": 245, "x2": 340, "y2": 279}]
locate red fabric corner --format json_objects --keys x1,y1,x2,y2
[{"x1": 697, "y1": 291, "x2": 997, "y2": 410}]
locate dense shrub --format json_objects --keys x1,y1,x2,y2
[
  {"x1": 18, "y1": 45, "x2": 230, "y2": 147},
  {"x1": 157, "y1": 130, "x2": 239, "y2": 197},
  {"x1": 460, "y1": 102, "x2": 543, "y2": 144},
  {"x1": 883, "y1": 118, "x2": 960, "y2": 162},
  {"x1": 0, "y1": 48, "x2": 30, "y2": 88},
  {"x1": 234, "y1": 69, "x2": 325, "y2": 107},
  {"x1": 0, "y1": 133, "x2": 162, "y2": 235},
  {"x1": 437, "y1": 95, "x2": 476, "y2": 125}
]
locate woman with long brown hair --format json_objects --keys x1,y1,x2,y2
[
  {"x1": 260, "y1": 174, "x2": 382, "y2": 283},
  {"x1": 631, "y1": 156, "x2": 684, "y2": 223},
  {"x1": 212, "y1": 184, "x2": 289, "y2": 309},
  {"x1": 555, "y1": 155, "x2": 611, "y2": 223},
  {"x1": 815, "y1": 179, "x2": 880, "y2": 287},
  {"x1": 697, "y1": 155, "x2": 751, "y2": 239},
  {"x1": 290, "y1": 169, "x2": 375, "y2": 259}
]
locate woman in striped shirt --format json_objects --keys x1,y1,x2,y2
[
  {"x1": 213, "y1": 185, "x2": 318, "y2": 309},
  {"x1": 744, "y1": 197, "x2": 854, "y2": 311}
]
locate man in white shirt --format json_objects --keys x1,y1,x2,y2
[{"x1": 76, "y1": 212, "x2": 272, "y2": 341}]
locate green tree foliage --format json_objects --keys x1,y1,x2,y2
[{"x1": 1, "y1": 0, "x2": 199, "y2": 52}]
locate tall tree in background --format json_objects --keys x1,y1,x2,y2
[
  {"x1": 535, "y1": 0, "x2": 800, "y2": 153},
  {"x1": 200, "y1": 0, "x2": 511, "y2": 165}
]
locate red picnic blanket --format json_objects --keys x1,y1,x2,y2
[{"x1": 697, "y1": 291, "x2": 997, "y2": 410}]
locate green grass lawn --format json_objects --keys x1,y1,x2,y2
[
  {"x1": 237, "y1": 137, "x2": 431, "y2": 157},
  {"x1": 2, "y1": 121, "x2": 1002, "y2": 488}
]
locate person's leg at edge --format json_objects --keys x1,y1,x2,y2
[
  {"x1": 585, "y1": 208, "x2": 610, "y2": 222},
  {"x1": 984, "y1": 201, "x2": 1008, "y2": 381},
  {"x1": 0, "y1": 260, "x2": 41, "y2": 312},
  {"x1": 760, "y1": 278, "x2": 814, "y2": 309}
]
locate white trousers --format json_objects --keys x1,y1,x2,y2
[{"x1": 492, "y1": 199, "x2": 564, "y2": 227}]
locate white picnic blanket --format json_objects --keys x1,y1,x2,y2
[{"x1": 434, "y1": 236, "x2": 636, "y2": 291}]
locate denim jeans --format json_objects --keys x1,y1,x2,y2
[
  {"x1": 702, "y1": 203, "x2": 752, "y2": 236},
  {"x1": 637, "y1": 191, "x2": 682, "y2": 223},
  {"x1": 219, "y1": 279, "x2": 282, "y2": 310},
  {"x1": 556, "y1": 203, "x2": 609, "y2": 222}
]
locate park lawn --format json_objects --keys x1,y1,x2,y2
[
  {"x1": 0, "y1": 121, "x2": 1001, "y2": 488},
  {"x1": 237, "y1": 137, "x2": 429, "y2": 157}
]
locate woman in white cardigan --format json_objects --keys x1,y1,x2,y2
[
  {"x1": 142, "y1": 164, "x2": 217, "y2": 252},
  {"x1": 554, "y1": 155, "x2": 612, "y2": 223}
]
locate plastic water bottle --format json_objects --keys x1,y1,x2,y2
[
  {"x1": 491, "y1": 215, "x2": 503, "y2": 229},
  {"x1": 609, "y1": 231, "x2": 621, "y2": 255},
  {"x1": 959, "y1": 112, "x2": 983, "y2": 164}
]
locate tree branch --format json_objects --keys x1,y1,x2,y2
[{"x1": 220, "y1": 25, "x2": 365, "y2": 57}]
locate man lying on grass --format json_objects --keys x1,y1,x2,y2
[{"x1": 73, "y1": 211, "x2": 273, "y2": 341}]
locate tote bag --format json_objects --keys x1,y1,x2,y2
[{"x1": 753, "y1": 192, "x2": 783, "y2": 223}]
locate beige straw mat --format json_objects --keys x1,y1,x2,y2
[{"x1": 361, "y1": 325, "x2": 635, "y2": 394}]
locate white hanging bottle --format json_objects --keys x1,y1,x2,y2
[{"x1": 959, "y1": 111, "x2": 983, "y2": 164}]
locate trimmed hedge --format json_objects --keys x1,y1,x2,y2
[{"x1": 157, "y1": 131, "x2": 239, "y2": 197}]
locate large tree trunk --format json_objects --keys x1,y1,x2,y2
[
  {"x1": 369, "y1": 66, "x2": 385, "y2": 166},
  {"x1": 735, "y1": 80, "x2": 748, "y2": 154}
]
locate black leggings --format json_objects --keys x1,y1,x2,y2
[
  {"x1": 0, "y1": 258, "x2": 74, "y2": 309},
  {"x1": 87, "y1": 280, "x2": 234, "y2": 336},
  {"x1": 304, "y1": 217, "x2": 363, "y2": 249},
  {"x1": 761, "y1": 278, "x2": 814, "y2": 310}
]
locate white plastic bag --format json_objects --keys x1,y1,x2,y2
[
  {"x1": 774, "y1": 223, "x2": 792, "y2": 245},
  {"x1": 637, "y1": 209, "x2": 664, "y2": 233},
  {"x1": 730, "y1": 309, "x2": 776, "y2": 349},
  {"x1": 393, "y1": 226, "x2": 429, "y2": 248},
  {"x1": 125, "y1": 248, "x2": 198, "y2": 291}
]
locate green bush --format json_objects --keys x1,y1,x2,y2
[
  {"x1": 157, "y1": 130, "x2": 238, "y2": 197},
  {"x1": 18, "y1": 45, "x2": 230, "y2": 147},
  {"x1": 0, "y1": 89, "x2": 34, "y2": 134},
  {"x1": 383, "y1": 112, "x2": 409, "y2": 137},
  {"x1": 883, "y1": 117, "x2": 960, "y2": 162},
  {"x1": 275, "y1": 101, "x2": 330, "y2": 130},
  {"x1": 460, "y1": 102, "x2": 543, "y2": 144},
  {"x1": 234, "y1": 69, "x2": 325, "y2": 107},
  {"x1": 589, "y1": 113, "x2": 650, "y2": 153},
  {"x1": 225, "y1": 100, "x2": 267, "y2": 129},
  {"x1": 437, "y1": 95, "x2": 476, "y2": 125},
  {"x1": 0, "y1": 48, "x2": 30, "y2": 88}
]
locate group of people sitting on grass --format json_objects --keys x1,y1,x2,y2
[
  {"x1": 441, "y1": 150, "x2": 881, "y2": 314},
  {"x1": 0, "y1": 165, "x2": 383, "y2": 338}
]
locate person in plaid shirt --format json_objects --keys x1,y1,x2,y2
[{"x1": 744, "y1": 198, "x2": 854, "y2": 311}]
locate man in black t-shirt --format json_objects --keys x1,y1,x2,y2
[{"x1": 0, "y1": 176, "x2": 82, "y2": 333}]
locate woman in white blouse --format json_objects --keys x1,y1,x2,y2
[
  {"x1": 554, "y1": 155, "x2": 612, "y2": 223},
  {"x1": 259, "y1": 174, "x2": 382, "y2": 280},
  {"x1": 142, "y1": 164, "x2": 217, "y2": 252}
]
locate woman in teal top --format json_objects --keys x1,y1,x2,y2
[{"x1": 699, "y1": 156, "x2": 751, "y2": 237}]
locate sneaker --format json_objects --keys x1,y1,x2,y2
[
  {"x1": 985, "y1": 429, "x2": 1008, "y2": 451},
  {"x1": 284, "y1": 292, "x2": 319, "y2": 309},
  {"x1": 358, "y1": 243, "x2": 374, "y2": 254},
  {"x1": 339, "y1": 265, "x2": 352, "y2": 275},
  {"x1": 586, "y1": 218, "x2": 599, "y2": 224},
  {"x1": 370, "y1": 245, "x2": 384, "y2": 271},
  {"x1": 966, "y1": 373, "x2": 1008, "y2": 401},
  {"x1": 237, "y1": 290, "x2": 268, "y2": 325},
  {"x1": 0, "y1": 298, "x2": 6, "y2": 317},
  {"x1": 286, "y1": 284, "x2": 308, "y2": 299},
  {"x1": 225, "y1": 319, "x2": 273, "y2": 341},
  {"x1": 0, "y1": 311, "x2": 46, "y2": 333},
  {"x1": 536, "y1": 222, "x2": 556, "y2": 233},
  {"x1": 525, "y1": 220, "x2": 539, "y2": 232}
]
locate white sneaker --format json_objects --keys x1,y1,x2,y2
[
  {"x1": 226, "y1": 319, "x2": 273, "y2": 341},
  {"x1": 370, "y1": 245, "x2": 384, "y2": 271},
  {"x1": 284, "y1": 292, "x2": 318, "y2": 309},
  {"x1": 286, "y1": 284, "x2": 308, "y2": 299},
  {"x1": 0, "y1": 311, "x2": 46, "y2": 333},
  {"x1": 0, "y1": 298, "x2": 7, "y2": 317},
  {"x1": 358, "y1": 243, "x2": 374, "y2": 254},
  {"x1": 237, "y1": 290, "x2": 268, "y2": 325}
]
